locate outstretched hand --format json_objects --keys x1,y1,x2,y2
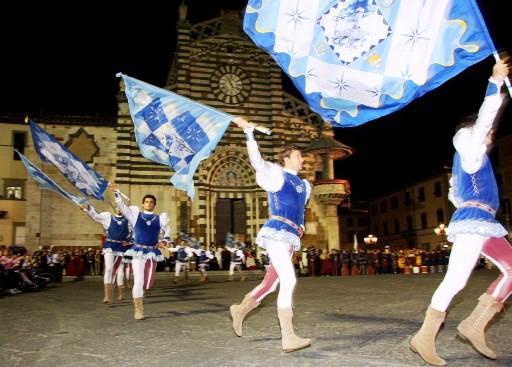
[
  {"x1": 108, "y1": 182, "x2": 118, "y2": 193},
  {"x1": 233, "y1": 117, "x2": 251, "y2": 130}
]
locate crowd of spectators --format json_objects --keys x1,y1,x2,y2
[
  {"x1": 0, "y1": 245, "x2": 102, "y2": 296},
  {"x1": 2, "y1": 242, "x2": 493, "y2": 296}
]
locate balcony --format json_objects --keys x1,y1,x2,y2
[{"x1": 313, "y1": 179, "x2": 351, "y2": 206}]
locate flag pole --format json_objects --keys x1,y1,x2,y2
[{"x1": 231, "y1": 120, "x2": 272, "y2": 135}]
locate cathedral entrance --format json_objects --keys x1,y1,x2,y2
[{"x1": 215, "y1": 198, "x2": 246, "y2": 245}]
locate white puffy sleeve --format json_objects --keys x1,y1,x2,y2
[
  {"x1": 114, "y1": 191, "x2": 139, "y2": 226},
  {"x1": 159, "y1": 212, "x2": 171, "y2": 243},
  {"x1": 303, "y1": 179, "x2": 312, "y2": 201},
  {"x1": 453, "y1": 78, "x2": 503, "y2": 174},
  {"x1": 85, "y1": 206, "x2": 111, "y2": 230},
  {"x1": 245, "y1": 130, "x2": 284, "y2": 192}
]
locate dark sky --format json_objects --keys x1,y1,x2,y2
[{"x1": 2, "y1": 1, "x2": 510, "y2": 200}]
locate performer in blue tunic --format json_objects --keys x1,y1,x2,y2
[
  {"x1": 170, "y1": 236, "x2": 194, "y2": 284},
  {"x1": 82, "y1": 204, "x2": 132, "y2": 303},
  {"x1": 229, "y1": 117, "x2": 312, "y2": 352},
  {"x1": 193, "y1": 244, "x2": 214, "y2": 282},
  {"x1": 226, "y1": 242, "x2": 246, "y2": 282},
  {"x1": 410, "y1": 59, "x2": 512, "y2": 365},
  {"x1": 110, "y1": 184, "x2": 171, "y2": 320}
]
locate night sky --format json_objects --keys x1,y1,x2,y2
[{"x1": 2, "y1": 1, "x2": 510, "y2": 201}]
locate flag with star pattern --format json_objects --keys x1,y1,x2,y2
[{"x1": 244, "y1": 0, "x2": 496, "y2": 126}]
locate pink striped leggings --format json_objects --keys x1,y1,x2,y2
[
  {"x1": 431, "y1": 234, "x2": 512, "y2": 311},
  {"x1": 250, "y1": 238, "x2": 296, "y2": 308},
  {"x1": 483, "y1": 237, "x2": 512, "y2": 302}
]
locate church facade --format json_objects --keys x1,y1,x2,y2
[{"x1": 6, "y1": 8, "x2": 352, "y2": 252}]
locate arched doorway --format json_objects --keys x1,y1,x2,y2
[
  {"x1": 199, "y1": 148, "x2": 260, "y2": 247},
  {"x1": 215, "y1": 198, "x2": 246, "y2": 245}
]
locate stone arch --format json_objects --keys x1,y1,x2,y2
[{"x1": 199, "y1": 147, "x2": 255, "y2": 190}]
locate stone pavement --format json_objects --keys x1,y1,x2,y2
[{"x1": 1, "y1": 270, "x2": 511, "y2": 367}]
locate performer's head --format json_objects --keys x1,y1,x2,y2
[
  {"x1": 278, "y1": 144, "x2": 304, "y2": 172},
  {"x1": 455, "y1": 113, "x2": 496, "y2": 147},
  {"x1": 455, "y1": 113, "x2": 478, "y2": 132},
  {"x1": 142, "y1": 194, "x2": 157, "y2": 212}
]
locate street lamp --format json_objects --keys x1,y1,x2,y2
[
  {"x1": 434, "y1": 223, "x2": 448, "y2": 249},
  {"x1": 364, "y1": 234, "x2": 378, "y2": 249}
]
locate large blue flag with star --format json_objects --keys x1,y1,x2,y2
[
  {"x1": 16, "y1": 150, "x2": 87, "y2": 206},
  {"x1": 29, "y1": 119, "x2": 108, "y2": 200},
  {"x1": 117, "y1": 73, "x2": 233, "y2": 199},
  {"x1": 244, "y1": 0, "x2": 496, "y2": 127}
]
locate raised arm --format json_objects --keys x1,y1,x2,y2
[
  {"x1": 233, "y1": 117, "x2": 284, "y2": 192},
  {"x1": 453, "y1": 60, "x2": 509, "y2": 174},
  {"x1": 82, "y1": 204, "x2": 111, "y2": 230},
  {"x1": 110, "y1": 183, "x2": 139, "y2": 226}
]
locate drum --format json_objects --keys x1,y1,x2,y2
[
  {"x1": 413, "y1": 266, "x2": 420, "y2": 274},
  {"x1": 404, "y1": 266, "x2": 412, "y2": 274},
  {"x1": 437, "y1": 264, "x2": 445, "y2": 273},
  {"x1": 429, "y1": 265, "x2": 436, "y2": 274},
  {"x1": 420, "y1": 265, "x2": 429, "y2": 274}
]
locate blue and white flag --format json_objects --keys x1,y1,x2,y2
[
  {"x1": 29, "y1": 120, "x2": 108, "y2": 200},
  {"x1": 17, "y1": 150, "x2": 87, "y2": 206},
  {"x1": 244, "y1": 0, "x2": 496, "y2": 127},
  {"x1": 117, "y1": 73, "x2": 233, "y2": 199}
]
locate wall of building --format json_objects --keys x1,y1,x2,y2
[{"x1": 369, "y1": 172, "x2": 452, "y2": 249}]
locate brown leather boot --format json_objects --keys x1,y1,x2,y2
[
  {"x1": 277, "y1": 307, "x2": 311, "y2": 352},
  {"x1": 457, "y1": 293, "x2": 502, "y2": 359},
  {"x1": 230, "y1": 293, "x2": 260, "y2": 336},
  {"x1": 117, "y1": 285, "x2": 125, "y2": 301},
  {"x1": 410, "y1": 306, "x2": 446, "y2": 366},
  {"x1": 103, "y1": 285, "x2": 112, "y2": 304},
  {"x1": 133, "y1": 297, "x2": 144, "y2": 320}
]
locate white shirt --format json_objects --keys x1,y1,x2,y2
[
  {"x1": 452, "y1": 77, "x2": 504, "y2": 174},
  {"x1": 245, "y1": 129, "x2": 311, "y2": 198},
  {"x1": 114, "y1": 192, "x2": 171, "y2": 243}
]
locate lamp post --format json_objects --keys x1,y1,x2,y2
[
  {"x1": 434, "y1": 223, "x2": 448, "y2": 249},
  {"x1": 364, "y1": 234, "x2": 378, "y2": 250}
]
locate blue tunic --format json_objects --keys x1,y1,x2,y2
[
  {"x1": 448, "y1": 152, "x2": 507, "y2": 241},
  {"x1": 257, "y1": 172, "x2": 308, "y2": 250},
  {"x1": 103, "y1": 215, "x2": 130, "y2": 254},
  {"x1": 125, "y1": 213, "x2": 164, "y2": 261},
  {"x1": 264, "y1": 172, "x2": 307, "y2": 236}
]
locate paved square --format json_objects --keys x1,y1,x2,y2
[{"x1": 1, "y1": 270, "x2": 511, "y2": 367}]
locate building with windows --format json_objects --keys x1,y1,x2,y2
[
  {"x1": 368, "y1": 170, "x2": 452, "y2": 250},
  {"x1": 367, "y1": 132, "x2": 512, "y2": 249},
  {"x1": 338, "y1": 204, "x2": 370, "y2": 250},
  {"x1": 0, "y1": 121, "x2": 29, "y2": 246}
]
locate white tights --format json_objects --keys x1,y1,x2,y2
[
  {"x1": 131, "y1": 258, "x2": 154, "y2": 298},
  {"x1": 103, "y1": 252, "x2": 124, "y2": 286},
  {"x1": 431, "y1": 233, "x2": 486, "y2": 311},
  {"x1": 250, "y1": 238, "x2": 296, "y2": 308}
]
